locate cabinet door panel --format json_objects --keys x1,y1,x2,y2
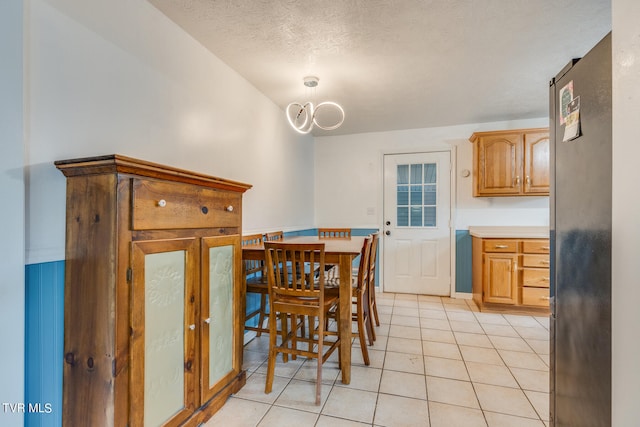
[
  {"x1": 477, "y1": 134, "x2": 522, "y2": 195},
  {"x1": 483, "y1": 253, "x2": 518, "y2": 304},
  {"x1": 524, "y1": 132, "x2": 550, "y2": 194},
  {"x1": 130, "y1": 238, "x2": 197, "y2": 427},
  {"x1": 201, "y1": 235, "x2": 242, "y2": 402}
]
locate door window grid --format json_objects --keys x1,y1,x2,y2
[{"x1": 397, "y1": 163, "x2": 437, "y2": 227}]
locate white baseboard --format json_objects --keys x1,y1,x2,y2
[
  {"x1": 243, "y1": 330, "x2": 257, "y2": 345},
  {"x1": 454, "y1": 292, "x2": 473, "y2": 300}
]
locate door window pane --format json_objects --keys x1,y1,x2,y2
[
  {"x1": 397, "y1": 185, "x2": 409, "y2": 205},
  {"x1": 410, "y1": 185, "x2": 422, "y2": 205},
  {"x1": 424, "y1": 164, "x2": 437, "y2": 183},
  {"x1": 397, "y1": 165, "x2": 409, "y2": 185},
  {"x1": 424, "y1": 185, "x2": 436, "y2": 205},
  {"x1": 396, "y1": 162, "x2": 438, "y2": 228},
  {"x1": 424, "y1": 207, "x2": 437, "y2": 227},
  {"x1": 397, "y1": 207, "x2": 409, "y2": 227},
  {"x1": 410, "y1": 207, "x2": 422, "y2": 226},
  {"x1": 410, "y1": 164, "x2": 423, "y2": 184}
]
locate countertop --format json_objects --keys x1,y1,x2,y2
[{"x1": 468, "y1": 226, "x2": 549, "y2": 239}]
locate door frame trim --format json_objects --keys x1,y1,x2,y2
[{"x1": 379, "y1": 147, "x2": 457, "y2": 297}]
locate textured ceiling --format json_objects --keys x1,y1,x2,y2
[{"x1": 147, "y1": 0, "x2": 611, "y2": 136}]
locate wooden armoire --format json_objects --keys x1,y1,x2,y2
[{"x1": 55, "y1": 155, "x2": 251, "y2": 426}]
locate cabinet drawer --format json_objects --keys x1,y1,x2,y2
[
  {"x1": 522, "y1": 268, "x2": 550, "y2": 288},
  {"x1": 483, "y1": 239, "x2": 518, "y2": 253},
  {"x1": 522, "y1": 254, "x2": 550, "y2": 268},
  {"x1": 132, "y1": 179, "x2": 241, "y2": 230},
  {"x1": 522, "y1": 287, "x2": 550, "y2": 307},
  {"x1": 522, "y1": 240, "x2": 550, "y2": 254}
]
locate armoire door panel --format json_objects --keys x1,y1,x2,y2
[
  {"x1": 200, "y1": 235, "x2": 242, "y2": 402},
  {"x1": 130, "y1": 238, "x2": 198, "y2": 427}
]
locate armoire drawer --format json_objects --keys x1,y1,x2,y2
[{"x1": 132, "y1": 179, "x2": 241, "y2": 230}]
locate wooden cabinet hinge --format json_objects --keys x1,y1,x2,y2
[{"x1": 126, "y1": 268, "x2": 132, "y2": 283}]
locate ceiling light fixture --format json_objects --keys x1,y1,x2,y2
[{"x1": 286, "y1": 76, "x2": 345, "y2": 134}]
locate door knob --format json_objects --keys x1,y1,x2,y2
[{"x1": 385, "y1": 230, "x2": 391, "y2": 236}]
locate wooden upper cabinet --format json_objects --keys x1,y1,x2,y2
[
  {"x1": 523, "y1": 131, "x2": 550, "y2": 194},
  {"x1": 470, "y1": 128, "x2": 549, "y2": 197}
]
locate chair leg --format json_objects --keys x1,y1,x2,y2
[
  {"x1": 256, "y1": 293, "x2": 267, "y2": 337},
  {"x1": 356, "y1": 298, "x2": 370, "y2": 366},
  {"x1": 316, "y1": 316, "x2": 324, "y2": 405},
  {"x1": 280, "y1": 312, "x2": 289, "y2": 363},
  {"x1": 265, "y1": 311, "x2": 278, "y2": 394},
  {"x1": 370, "y1": 288, "x2": 380, "y2": 327},
  {"x1": 364, "y1": 288, "x2": 376, "y2": 344},
  {"x1": 291, "y1": 314, "x2": 298, "y2": 360}
]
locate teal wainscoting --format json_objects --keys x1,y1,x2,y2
[
  {"x1": 456, "y1": 230, "x2": 473, "y2": 294},
  {"x1": 25, "y1": 261, "x2": 64, "y2": 427}
]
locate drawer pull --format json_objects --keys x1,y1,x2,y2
[
  {"x1": 540, "y1": 296, "x2": 550, "y2": 300},
  {"x1": 226, "y1": 205, "x2": 234, "y2": 212},
  {"x1": 540, "y1": 260, "x2": 550, "y2": 265},
  {"x1": 541, "y1": 246, "x2": 550, "y2": 250},
  {"x1": 157, "y1": 199, "x2": 167, "y2": 208},
  {"x1": 494, "y1": 244, "x2": 509, "y2": 249}
]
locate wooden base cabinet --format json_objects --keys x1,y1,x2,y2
[
  {"x1": 55, "y1": 155, "x2": 251, "y2": 426},
  {"x1": 472, "y1": 237, "x2": 550, "y2": 314}
]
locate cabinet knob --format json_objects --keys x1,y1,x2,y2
[
  {"x1": 157, "y1": 199, "x2": 167, "y2": 208},
  {"x1": 226, "y1": 205, "x2": 234, "y2": 212},
  {"x1": 188, "y1": 324, "x2": 196, "y2": 331},
  {"x1": 204, "y1": 317, "x2": 211, "y2": 324}
]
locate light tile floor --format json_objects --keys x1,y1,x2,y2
[{"x1": 205, "y1": 293, "x2": 550, "y2": 427}]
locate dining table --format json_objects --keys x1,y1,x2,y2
[{"x1": 242, "y1": 235, "x2": 365, "y2": 385}]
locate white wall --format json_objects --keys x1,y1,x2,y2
[
  {"x1": 0, "y1": 1, "x2": 25, "y2": 425},
  {"x1": 612, "y1": 0, "x2": 640, "y2": 424},
  {"x1": 314, "y1": 118, "x2": 550, "y2": 230},
  {"x1": 26, "y1": 0, "x2": 314, "y2": 264}
]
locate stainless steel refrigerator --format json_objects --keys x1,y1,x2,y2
[{"x1": 549, "y1": 32, "x2": 612, "y2": 427}]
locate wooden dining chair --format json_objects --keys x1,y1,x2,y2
[
  {"x1": 265, "y1": 230, "x2": 284, "y2": 241},
  {"x1": 317, "y1": 228, "x2": 352, "y2": 278},
  {"x1": 242, "y1": 234, "x2": 269, "y2": 336},
  {"x1": 368, "y1": 233, "x2": 381, "y2": 329},
  {"x1": 263, "y1": 242, "x2": 341, "y2": 405},
  {"x1": 318, "y1": 227, "x2": 352, "y2": 239},
  {"x1": 326, "y1": 236, "x2": 374, "y2": 365}
]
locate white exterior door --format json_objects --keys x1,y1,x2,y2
[{"x1": 383, "y1": 151, "x2": 452, "y2": 295}]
